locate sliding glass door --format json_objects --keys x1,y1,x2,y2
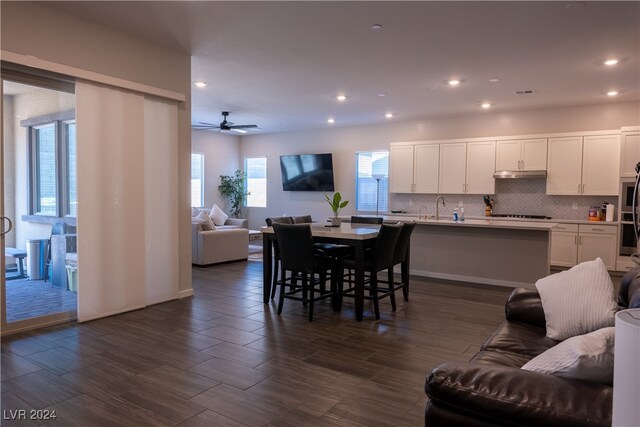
[{"x1": 1, "y1": 75, "x2": 78, "y2": 334}]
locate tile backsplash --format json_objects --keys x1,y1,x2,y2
[{"x1": 389, "y1": 179, "x2": 618, "y2": 220}]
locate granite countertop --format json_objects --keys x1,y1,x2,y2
[
  {"x1": 382, "y1": 215, "x2": 557, "y2": 231},
  {"x1": 384, "y1": 213, "x2": 619, "y2": 226}
]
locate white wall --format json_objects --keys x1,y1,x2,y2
[
  {"x1": 240, "y1": 101, "x2": 640, "y2": 229},
  {"x1": 191, "y1": 131, "x2": 241, "y2": 212},
  {"x1": 1, "y1": 2, "x2": 192, "y2": 292}
]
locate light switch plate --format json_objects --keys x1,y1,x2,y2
[{"x1": 572, "y1": 202, "x2": 578, "y2": 210}]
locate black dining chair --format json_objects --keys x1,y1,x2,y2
[
  {"x1": 291, "y1": 215, "x2": 313, "y2": 224},
  {"x1": 272, "y1": 223, "x2": 339, "y2": 321},
  {"x1": 351, "y1": 216, "x2": 384, "y2": 225},
  {"x1": 380, "y1": 222, "x2": 416, "y2": 303},
  {"x1": 265, "y1": 216, "x2": 294, "y2": 299},
  {"x1": 340, "y1": 222, "x2": 403, "y2": 319}
]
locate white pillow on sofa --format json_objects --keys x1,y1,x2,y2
[
  {"x1": 521, "y1": 327, "x2": 614, "y2": 385},
  {"x1": 535, "y1": 258, "x2": 617, "y2": 341},
  {"x1": 191, "y1": 207, "x2": 201, "y2": 218},
  {"x1": 210, "y1": 204, "x2": 229, "y2": 226},
  {"x1": 193, "y1": 210, "x2": 215, "y2": 231}
]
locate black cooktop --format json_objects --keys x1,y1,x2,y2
[{"x1": 491, "y1": 214, "x2": 552, "y2": 220}]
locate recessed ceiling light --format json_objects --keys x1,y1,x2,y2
[
  {"x1": 377, "y1": 93, "x2": 386, "y2": 97},
  {"x1": 327, "y1": 118, "x2": 335, "y2": 124},
  {"x1": 448, "y1": 80, "x2": 460, "y2": 86},
  {"x1": 607, "y1": 91, "x2": 618, "y2": 96},
  {"x1": 385, "y1": 113, "x2": 394, "y2": 118},
  {"x1": 489, "y1": 78, "x2": 500, "y2": 83},
  {"x1": 336, "y1": 94, "x2": 347, "y2": 101},
  {"x1": 481, "y1": 103, "x2": 492, "y2": 109},
  {"x1": 194, "y1": 81, "x2": 207, "y2": 88},
  {"x1": 371, "y1": 24, "x2": 382, "y2": 30},
  {"x1": 604, "y1": 59, "x2": 619, "y2": 66}
]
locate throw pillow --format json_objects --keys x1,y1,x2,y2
[
  {"x1": 210, "y1": 203, "x2": 229, "y2": 226},
  {"x1": 191, "y1": 207, "x2": 201, "y2": 217},
  {"x1": 193, "y1": 210, "x2": 215, "y2": 231},
  {"x1": 535, "y1": 257, "x2": 617, "y2": 340},
  {"x1": 521, "y1": 327, "x2": 615, "y2": 385}
]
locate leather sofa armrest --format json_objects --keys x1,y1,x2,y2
[
  {"x1": 504, "y1": 287, "x2": 546, "y2": 328},
  {"x1": 619, "y1": 267, "x2": 640, "y2": 309},
  {"x1": 425, "y1": 363, "x2": 612, "y2": 427},
  {"x1": 224, "y1": 218, "x2": 248, "y2": 229}
]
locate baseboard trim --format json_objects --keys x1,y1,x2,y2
[
  {"x1": 177, "y1": 289, "x2": 194, "y2": 299},
  {"x1": 409, "y1": 268, "x2": 533, "y2": 289}
]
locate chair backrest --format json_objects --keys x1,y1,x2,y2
[
  {"x1": 291, "y1": 215, "x2": 313, "y2": 224},
  {"x1": 272, "y1": 223, "x2": 315, "y2": 273},
  {"x1": 372, "y1": 223, "x2": 403, "y2": 271},
  {"x1": 351, "y1": 216, "x2": 383, "y2": 225},
  {"x1": 393, "y1": 222, "x2": 416, "y2": 265},
  {"x1": 265, "y1": 216, "x2": 294, "y2": 226}
]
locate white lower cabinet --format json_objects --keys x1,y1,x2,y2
[{"x1": 550, "y1": 223, "x2": 617, "y2": 270}]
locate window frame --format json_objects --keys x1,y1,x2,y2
[
  {"x1": 24, "y1": 111, "x2": 76, "y2": 218},
  {"x1": 244, "y1": 156, "x2": 268, "y2": 208},
  {"x1": 190, "y1": 152, "x2": 205, "y2": 208},
  {"x1": 355, "y1": 150, "x2": 389, "y2": 213}
]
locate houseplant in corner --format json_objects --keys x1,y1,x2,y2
[
  {"x1": 325, "y1": 192, "x2": 349, "y2": 227},
  {"x1": 218, "y1": 170, "x2": 250, "y2": 218}
]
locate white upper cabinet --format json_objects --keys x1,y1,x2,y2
[
  {"x1": 546, "y1": 137, "x2": 583, "y2": 195},
  {"x1": 389, "y1": 145, "x2": 415, "y2": 193},
  {"x1": 439, "y1": 143, "x2": 467, "y2": 194},
  {"x1": 414, "y1": 144, "x2": 439, "y2": 193},
  {"x1": 582, "y1": 135, "x2": 620, "y2": 195},
  {"x1": 496, "y1": 138, "x2": 547, "y2": 171},
  {"x1": 547, "y1": 135, "x2": 620, "y2": 196},
  {"x1": 466, "y1": 141, "x2": 496, "y2": 194},
  {"x1": 522, "y1": 139, "x2": 548, "y2": 170},
  {"x1": 620, "y1": 131, "x2": 640, "y2": 177}
]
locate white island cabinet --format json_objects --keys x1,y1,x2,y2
[
  {"x1": 385, "y1": 216, "x2": 555, "y2": 288},
  {"x1": 550, "y1": 223, "x2": 617, "y2": 270}
]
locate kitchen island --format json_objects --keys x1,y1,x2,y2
[{"x1": 384, "y1": 216, "x2": 557, "y2": 288}]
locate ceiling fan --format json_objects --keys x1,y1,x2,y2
[{"x1": 192, "y1": 111, "x2": 259, "y2": 134}]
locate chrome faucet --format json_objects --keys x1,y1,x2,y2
[{"x1": 436, "y1": 196, "x2": 446, "y2": 220}]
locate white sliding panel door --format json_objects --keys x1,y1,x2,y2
[
  {"x1": 144, "y1": 97, "x2": 178, "y2": 305},
  {"x1": 76, "y1": 82, "x2": 147, "y2": 321}
]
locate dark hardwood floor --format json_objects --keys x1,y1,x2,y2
[{"x1": 1, "y1": 260, "x2": 513, "y2": 426}]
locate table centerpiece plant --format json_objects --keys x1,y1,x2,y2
[{"x1": 324, "y1": 192, "x2": 349, "y2": 227}]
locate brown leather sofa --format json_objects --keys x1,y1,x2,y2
[{"x1": 424, "y1": 268, "x2": 640, "y2": 427}]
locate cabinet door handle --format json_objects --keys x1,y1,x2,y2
[
  {"x1": 574, "y1": 235, "x2": 577, "y2": 245},
  {"x1": 592, "y1": 228, "x2": 604, "y2": 231},
  {"x1": 578, "y1": 184, "x2": 581, "y2": 194},
  {"x1": 579, "y1": 236, "x2": 583, "y2": 245},
  {"x1": 1, "y1": 217, "x2": 13, "y2": 237},
  {"x1": 581, "y1": 184, "x2": 585, "y2": 194}
]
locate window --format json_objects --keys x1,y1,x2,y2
[
  {"x1": 245, "y1": 157, "x2": 267, "y2": 207},
  {"x1": 29, "y1": 118, "x2": 76, "y2": 217},
  {"x1": 356, "y1": 151, "x2": 389, "y2": 212},
  {"x1": 191, "y1": 153, "x2": 204, "y2": 207}
]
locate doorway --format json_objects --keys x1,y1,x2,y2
[{"x1": 2, "y1": 77, "x2": 78, "y2": 334}]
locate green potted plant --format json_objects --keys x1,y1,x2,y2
[
  {"x1": 218, "y1": 170, "x2": 250, "y2": 218},
  {"x1": 324, "y1": 192, "x2": 349, "y2": 226}
]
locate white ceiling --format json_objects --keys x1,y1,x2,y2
[{"x1": 46, "y1": 1, "x2": 640, "y2": 134}]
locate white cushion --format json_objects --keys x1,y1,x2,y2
[
  {"x1": 209, "y1": 204, "x2": 229, "y2": 226},
  {"x1": 191, "y1": 207, "x2": 201, "y2": 217},
  {"x1": 193, "y1": 210, "x2": 215, "y2": 231},
  {"x1": 535, "y1": 258, "x2": 617, "y2": 341},
  {"x1": 521, "y1": 327, "x2": 615, "y2": 385}
]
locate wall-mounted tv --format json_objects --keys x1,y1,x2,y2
[{"x1": 280, "y1": 153, "x2": 335, "y2": 191}]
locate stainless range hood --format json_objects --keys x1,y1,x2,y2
[{"x1": 493, "y1": 170, "x2": 547, "y2": 179}]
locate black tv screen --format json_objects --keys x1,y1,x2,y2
[{"x1": 280, "y1": 153, "x2": 335, "y2": 191}]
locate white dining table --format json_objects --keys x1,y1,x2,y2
[{"x1": 261, "y1": 223, "x2": 381, "y2": 321}]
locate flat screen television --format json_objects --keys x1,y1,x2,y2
[{"x1": 280, "y1": 153, "x2": 335, "y2": 191}]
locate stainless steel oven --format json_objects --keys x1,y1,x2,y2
[
  {"x1": 621, "y1": 179, "x2": 637, "y2": 212},
  {"x1": 620, "y1": 219, "x2": 637, "y2": 255}
]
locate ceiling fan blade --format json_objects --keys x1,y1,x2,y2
[
  {"x1": 192, "y1": 125, "x2": 218, "y2": 129},
  {"x1": 199, "y1": 121, "x2": 216, "y2": 126},
  {"x1": 229, "y1": 124, "x2": 259, "y2": 129},
  {"x1": 230, "y1": 128, "x2": 247, "y2": 134}
]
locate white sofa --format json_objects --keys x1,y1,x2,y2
[{"x1": 191, "y1": 218, "x2": 249, "y2": 265}]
